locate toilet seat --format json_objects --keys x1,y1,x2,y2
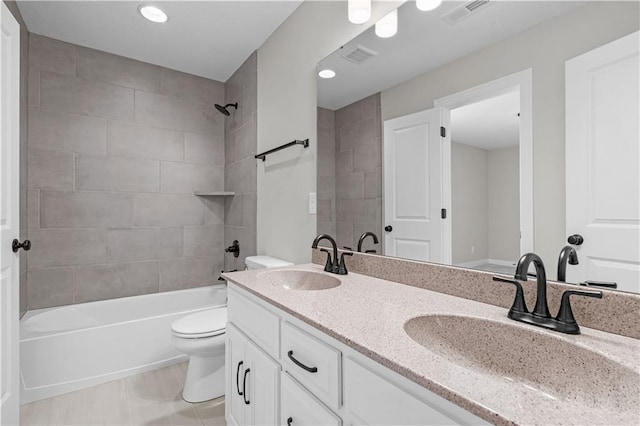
[{"x1": 171, "y1": 308, "x2": 227, "y2": 339}]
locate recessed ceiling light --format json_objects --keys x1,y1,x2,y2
[
  {"x1": 416, "y1": 0, "x2": 443, "y2": 12},
  {"x1": 139, "y1": 5, "x2": 168, "y2": 23},
  {"x1": 318, "y1": 69, "x2": 336, "y2": 79}
]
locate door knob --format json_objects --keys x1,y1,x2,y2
[
  {"x1": 12, "y1": 239, "x2": 31, "y2": 253},
  {"x1": 567, "y1": 234, "x2": 584, "y2": 245},
  {"x1": 384, "y1": 225, "x2": 393, "y2": 232}
]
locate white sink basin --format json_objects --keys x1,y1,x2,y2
[
  {"x1": 404, "y1": 315, "x2": 639, "y2": 412},
  {"x1": 262, "y1": 270, "x2": 341, "y2": 291}
]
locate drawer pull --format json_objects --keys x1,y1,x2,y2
[
  {"x1": 287, "y1": 417, "x2": 293, "y2": 426},
  {"x1": 287, "y1": 350, "x2": 318, "y2": 373},
  {"x1": 243, "y1": 368, "x2": 251, "y2": 405},
  {"x1": 236, "y1": 361, "x2": 244, "y2": 396}
]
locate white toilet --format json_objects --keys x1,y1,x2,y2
[{"x1": 170, "y1": 255, "x2": 293, "y2": 403}]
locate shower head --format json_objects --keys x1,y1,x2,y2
[{"x1": 214, "y1": 102, "x2": 238, "y2": 116}]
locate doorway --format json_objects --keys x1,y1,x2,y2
[{"x1": 435, "y1": 69, "x2": 534, "y2": 270}]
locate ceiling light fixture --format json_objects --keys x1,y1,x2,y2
[
  {"x1": 375, "y1": 9, "x2": 398, "y2": 38},
  {"x1": 318, "y1": 69, "x2": 336, "y2": 79},
  {"x1": 416, "y1": 0, "x2": 444, "y2": 12},
  {"x1": 139, "y1": 5, "x2": 168, "y2": 23},
  {"x1": 348, "y1": 0, "x2": 371, "y2": 24}
]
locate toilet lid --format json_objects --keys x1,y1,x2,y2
[{"x1": 171, "y1": 308, "x2": 227, "y2": 338}]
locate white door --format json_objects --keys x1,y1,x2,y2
[
  {"x1": 0, "y1": 3, "x2": 20, "y2": 424},
  {"x1": 226, "y1": 324, "x2": 248, "y2": 426},
  {"x1": 383, "y1": 108, "x2": 448, "y2": 262},
  {"x1": 245, "y1": 341, "x2": 279, "y2": 426},
  {"x1": 565, "y1": 31, "x2": 640, "y2": 293}
]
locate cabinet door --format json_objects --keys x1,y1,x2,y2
[
  {"x1": 226, "y1": 324, "x2": 249, "y2": 426},
  {"x1": 344, "y1": 357, "x2": 486, "y2": 425},
  {"x1": 246, "y1": 341, "x2": 280, "y2": 426}
]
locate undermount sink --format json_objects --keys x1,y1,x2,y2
[
  {"x1": 262, "y1": 270, "x2": 341, "y2": 291},
  {"x1": 404, "y1": 315, "x2": 639, "y2": 411}
]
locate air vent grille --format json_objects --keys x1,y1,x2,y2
[
  {"x1": 341, "y1": 45, "x2": 378, "y2": 64},
  {"x1": 466, "y1": 0, "x2": 489, "y2": 12},
  {"x1": 442, "y1": 0, "x2": 494, "y2": 25}
]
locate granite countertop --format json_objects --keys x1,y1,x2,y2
[{"x1": 222, "y1": 264, "x2": 640, "y2": 426}]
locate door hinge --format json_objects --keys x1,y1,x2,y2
[
  {"x1": 440, "y1": 126, "x2": 446, "y2": 138},
  {"x1": 441, "y1": 208, "x2": 447, "y2": 219}
]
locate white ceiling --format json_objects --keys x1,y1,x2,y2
[
  {"x1": 450, "y1": 90, "x2": 519, "y2": 150},
  {"x1": 17, "y1": 1, "x2": 303, "y2": 82},
  {"x1": 317, "y1": 1, "x2": 585, "y2": 110}
]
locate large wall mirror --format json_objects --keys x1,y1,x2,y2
[{"x1": 316, "y1": 1, "x2": 639, "y2": 293}]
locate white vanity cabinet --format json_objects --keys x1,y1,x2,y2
[
  {"x1": 226, "y1": 324, "x2": 280, "y2": 426},
  {"x1": 226, "y1": 284, "x2": 487, "y2": 426}
]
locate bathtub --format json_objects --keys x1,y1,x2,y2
[{"x1": 20, "y1": 284, "x2": 227, "y2": 404}]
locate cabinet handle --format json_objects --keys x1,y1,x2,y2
[
  {"x1": 287, "y1": 350, "x2": 318, "y2": 373},
  {"x1": 236, "y1": 361, "x2": 244, "y2": 396},
  {"x1": 242, "y1": 368, "x2": 250, "y2": 405},
  {"x1": 287, "y1": 417, "x2": 293, "y2": 426}
]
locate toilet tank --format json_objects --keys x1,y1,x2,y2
[{"x1": 245, "y1": 256, "x2": 294, "y2": 270}]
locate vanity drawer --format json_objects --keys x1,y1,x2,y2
[
  {"x1": 228, "y1": 287, "x2": 280, "y2": 360},
  {"x1": 281, "y1": 372, "x2": 341, "y2": 426},
  {"x1": 281, "y1": 321, "x2": 341, "y2": 410}
]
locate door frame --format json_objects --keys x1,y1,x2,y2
[{"x1": 434, "y1": 69, "x2": 534, "y2": 263}]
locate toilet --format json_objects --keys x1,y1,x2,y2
[{"x1": 170, "y1": 255, "x2": 293, "y2": 403}]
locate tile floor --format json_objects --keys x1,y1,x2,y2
[{"x1": 20, "y1": 363, "x2": 226, "y2": 426}]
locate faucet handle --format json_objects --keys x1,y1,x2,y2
[
  {"x1": 556, "y1": 289, "x2": 603, "y2": 333},
  {"x1": 319, "y1": 249, "x2": 333, "y2": 273},
  {"x1": 580, "y1": 280, "x2": 617, "y2": 289},
  {"x1": 493, "y1": 275, "x2": 529, "y2": 316},
  {"x1": 337, "y1": 252, "x2": 353, "y2": 275}
]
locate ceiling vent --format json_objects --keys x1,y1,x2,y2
[
  {"x1": 442, "y1": 0, "x2": 495, "y2": 25},
  {"x1": 341, "y1": 45, "x2": 378, "y2": 64}
]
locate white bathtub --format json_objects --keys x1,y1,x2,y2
[{"x1": 20, "y1": 284, "x2": 227, "y2": 404}]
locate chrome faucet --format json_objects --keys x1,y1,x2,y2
[
  {"x1": 357, "y1": 232, "x2": 379, "y2": 253},
  {"x1": 557, "y1": 245, "x2": 579, "y2": 282},
  {"x1": 312, "y1": 234, "x2": 352, "y2": 275},
  {"x1": 493, "y1": 252, "x2": 603, "y2": 334}
]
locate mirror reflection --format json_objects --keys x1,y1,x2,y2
[{"x1": 316, "y1": 1, "x2": 639, "y2": 293}]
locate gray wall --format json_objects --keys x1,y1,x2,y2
[
  {"x1": 451, "y1": 143, "x2": 520, "y2": 265},
  {"x1": 317, "y1": 107, "x2": 336, "y2": 238},
  {"x1": 451, "y1": 142, "x2": 488, "y2": 265},
  {"x1": 334, "y1": 93, "x2": 381, "y2": 252},
  {"x1": 26, "y1": 34, "x2": 228, "y2": 309},
  {"x1": 487, "y1": 146, "x2": 519, "y2": 262},
  {"x1": 224, "y1": 52, "x2": 258, "y2": 271},
  {"x1": 3, "y1": 0, "x2": 29, "y2": 317}
]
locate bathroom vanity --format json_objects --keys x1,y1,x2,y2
[{"x1": 223, "y1": 263, "x2": 639, "y2": 425}]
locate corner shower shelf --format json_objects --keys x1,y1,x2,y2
[{"x1": 194, "y1": 191, "x2": 236, "y2": 197}]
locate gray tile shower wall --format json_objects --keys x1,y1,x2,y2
[
  {"x1": 334, "y1": 93, "x2": 382, "y2": 251},
  {"x1": 317, "y1": 107, "x2": 336, "y2": 238},
  {"x1": 26, "y1": 34, "x2": 227, "y2": 309},
  {"x1": 223, "y1": 52, "x2": 257, "y2": 271}
]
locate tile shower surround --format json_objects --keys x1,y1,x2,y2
[
  {"x1": 223, "y1": 52, "x2": 258, "y2": 272},
  {"x1": 312, "y1": 249, "x2": 640, "y2": 340},
  {"x1": 25, "y1": 34, "x2": 257, "y2": 310},
  {"x1": 317, "y1": 93, "x2": 382, "y2": 252}
]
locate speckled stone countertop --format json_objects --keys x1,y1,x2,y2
[{"x1": 223, "y1": 264, "x2": 640, "y2": 426}]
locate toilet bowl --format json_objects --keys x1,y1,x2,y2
[
  {"x1": 171, "y1": 307, "x2": 227, "y2": 403},
  {"x1": 170, "y1": 255, "x2": 293, "y2": 403}
]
